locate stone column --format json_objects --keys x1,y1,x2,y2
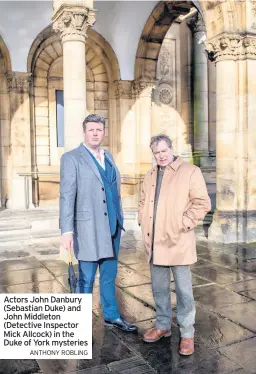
[
  {"x1": 6, "y1": 72, "x2": 33, "y2": 209},
  {"x1": 52, "y1": 5, "x2": 96, "y2": 151},
  {"x1": 206, "y1": 33, "x2": 256, "y2": 243},
  {"x1": 114, "y1": 81, "x2": 135, "y2": 175},
  {"x1": 188, "y1": 13, "x2": 209, "y2": 166},
  {"x1": 133, "y1": 79, "x2": 156, "y2": 175},
  {"x1": 112, "y1": 81, "x2": 138, "y2": 209}
]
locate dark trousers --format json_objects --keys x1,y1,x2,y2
[{"x1": 76, "y1": 227, "x2": 121, "y2": 321}]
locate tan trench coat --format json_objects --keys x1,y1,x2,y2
[{"x1": 138, "y1": 157, "x2": 211, "y2": 266}]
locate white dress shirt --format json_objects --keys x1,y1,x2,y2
[{"x1": 83, "y1": 143, "x2": 105, "y2": 170}]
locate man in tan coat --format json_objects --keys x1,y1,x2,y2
[{"x1": 138, "y1": 134, "x2": 211, "y2": 355}]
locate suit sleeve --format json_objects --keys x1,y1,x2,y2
[
  {"x1": 182, "y1": 167, "x2": 211, "y2": 232},
  {"x1": 59, "y1": 153, "x2": 77, "y2": 234},
  {"x1": 138, "y1": 177, "x2": 146, "y2": 226}
]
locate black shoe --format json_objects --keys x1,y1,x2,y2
[{"x1": 104, "y1": 316, "x2": 138, "y2": 332}]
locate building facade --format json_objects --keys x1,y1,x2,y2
[{"x1": 0, "y1": 0, "x2": 256, "y2": 244}]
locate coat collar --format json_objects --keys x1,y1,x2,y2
[
  {"x1": 79, "y1": 143, "x2": 103, "y2": 184},
  {"x1": 151, "y1": 156, "x2": 184, "y2": 174}
]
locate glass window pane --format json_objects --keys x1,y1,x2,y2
[{"x1": 56, "y1": 90, "x2": 64, "y2": 147}]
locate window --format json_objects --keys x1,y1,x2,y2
[{"x1": 56, "y1": 90, "x2": 64, "y2": 147}]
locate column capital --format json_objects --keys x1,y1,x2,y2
[
  {"x1": 5, "y1": 72, "x2": 32, "y2": 93},
  {"x1": 205, "y1": 33, "x2": 256, "y2": 62},
  {"x1": 114, "y1": 81, "x2": 133, "y2": 100},
  {"x1": 52, "y1": 5, "x2": 96, "y2": 43},
  {"x1": 187, "y1": 12, "x2": 206, "y2": 34},
  {"x1": 132, "y1": 79, "x2": 156, "y2": 98}
]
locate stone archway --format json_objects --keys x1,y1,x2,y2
[
  {"x1": 0, "y1": 36, "x2": 11, "y2": 208},
  {"x1": 28, "y1": 25, "x2": 120, "y2": 204},
  {"x1": 134, "y1": 0, "x2": 256, "y2": 243}
]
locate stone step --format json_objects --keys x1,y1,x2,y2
[{"x1": 0, "y1": 208, "x2": 213, "y2": 247}]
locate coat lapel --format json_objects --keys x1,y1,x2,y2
[
  {"x1": 79, "y1": 144, "x2": 103, "y2": 184},
  {"x1": 104, "y1": 151, "x2": 121, "y2": 194}
]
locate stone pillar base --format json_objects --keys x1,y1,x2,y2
[{"x1": 208, "y1": 210, "x2": 256, "y2": 244}]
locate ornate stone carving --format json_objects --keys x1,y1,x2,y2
[
  {"x1": 251, "y1": 0, "x2": 256, "y2": 16},
  {"x1": 159, "y1": 49, "x2": 171, "y2": 78},
  {"x1": 187, "y1": 12, "x2": 206, "y2": 33},
  {"x1": 5, "y1": 72, "x2": 32, "y2": 93},
  {"x1": 159, "y1": 86, "x2": 173, "y2": 105},
  {"x1": 115, "y1": 81, "x2": 133, "y2": 99},
  {"x1": 52, "y1": 5, "x2": 96, "y2": 42},
  {"x1": 132, "y1": 80, "x2": 156, "y2": 98},
  {"x1": 152, "y1": 82, "x2": 173, "y2": 105},
  {"x1": 205, "y1": 33, "x2": 256, "y2": 61}
]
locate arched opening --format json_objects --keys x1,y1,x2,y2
[
  {"x1": 134, "y1": 1, "x2": 217, "y2": 210},
  {"x1": 28, "y1": 25, "x2": 120, "y2": 206}
]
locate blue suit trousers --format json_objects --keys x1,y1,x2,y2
[{"x1": 76, "y1": 226, "x2": 121, "y2": 321}]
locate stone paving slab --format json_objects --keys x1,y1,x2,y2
[
  {"x1": 239, "y1": 260, "x2": 256, "y2": 276},
  {"x1": 0, "y1": 256, "x2": 44, "y2": 273},
  {"x1": 115, "y1": 266, "x2": 151, "y2": 288},
  {"x1": 108, "y1": 356, "x2": 156, "y2": 373},
  {"x1": 6, "y1": 279, "x2": 68, "y2": 294},
  {"x1": 75, "y1": 365, "x2": 109, "y2": 374},
  {"x1": 126, "y1": 283, "x2": 177, "y2": 309},
  {"x1": 118, "y1": 250, "x2": 147, "y2": 265},
  {"x1": 0, "y1": 359, "x2": 41, "y2": 374},
  {"x1": 194, "y1": 305, "x2": 254, "y2": 348},
  {"x1": 197, "y1": 250, "x2": 241, "y2": 270},
  {"x1": 214, "y1": 301, "x2": 256, "y2": 333},
  {"x1": 41, "y1": 259, "x2": 77, "y2": 276},
  {"x1": 0, "y1": 248, "x2": 32, "y2": 259},
  {"x1": 112, "y1": 325, "x2": 241, "y2": 374},
  {"x1": 227, "y1": 278, "x2": 256, "y2": 293},
  {"x1": 193, "y1": 284, "x2": 250, "y2": 309},
  {"x1": 92, "y1": 285, "x2": 155, "y2": 322},
  {"x1": 127, "y1": 263, "x2": 152, "y2": 278},
  {"x1": 192, "y1": 264, "x2": 254, "y2": 285},
  {"x1": 219, "y1": 337, "x2": 256, "y2": 373},
  {"x1": 239, "y1": 289, "x2": 256, "y2": 300},
  {"x1": 0, "y1": 267, "x2": 54, "y2": 286}
]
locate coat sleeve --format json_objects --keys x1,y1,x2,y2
[
  {"x1": 182, "y1": 167, "x2": 211, "y2": 232},
  {"x1": 138, "y1": 177, "x2": 146, "y2": 226},
  {"x1": 59, "y1": 153, "x2": 77, "y2": 234}
]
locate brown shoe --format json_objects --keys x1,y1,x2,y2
[
  {"x1": 143, "y1": 328, "x2": 171, "y2": 343},
  {"x1": 179, "y1": 337, "x2": 194, "y2": 355}
]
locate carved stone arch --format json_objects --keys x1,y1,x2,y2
[
  {"x1": 48, "y1": 56, "x2": 63, "y2": 78},
  {"x1": 135, "y1": 1, "x2": 195, "y2": 80},
  {"x1": 87, "y1": 29, "x2": 121, "y2": 82},
  {"x1": 135, "y1": 0, "x2": 239, "y2": 80},
  {"x1": 0, "y1": 35, "x2": 12, "y2": 72}
]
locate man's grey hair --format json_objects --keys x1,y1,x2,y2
[
  {"x1": 82, "y1": 114, "x2": 106, "y2": 131},
  {"x1": 150, "y1": 134, "x2": 173, "y2": 151}
]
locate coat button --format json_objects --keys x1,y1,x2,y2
[
  {"x1": 104, "y1": 212, "x2": 107, "y2": 216},
  {"x1": 147, "y1": 233, "x2": 150, "y2": 236},
  {"x1": 103, "y1": 200, "x2": 106, "y2": 203},
  {"x1": 102, "y1": 187, "x2": 104, "y2": 191}
]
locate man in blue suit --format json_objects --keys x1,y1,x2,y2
[{"x1": 60, "y1": 113, "x2": 137, "y2": 333}]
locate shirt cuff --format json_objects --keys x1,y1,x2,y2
[{"x1": 62, "y1": 231, "x2": 73, "y2": 235}]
